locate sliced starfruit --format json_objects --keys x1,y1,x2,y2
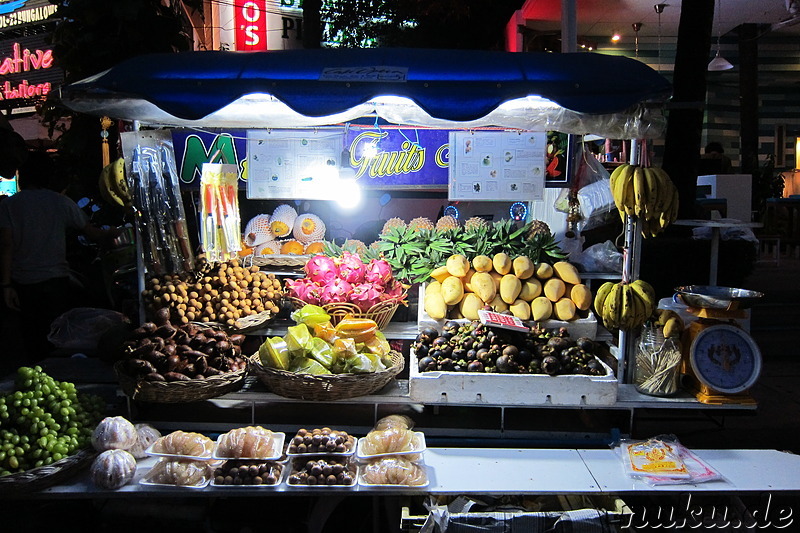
[
  {"x1": 334, "y1": 315, "x2": 378, "y2": 343},
  {"x1": 362, "y1": 330, "x2": 391, "y2": 357},
  {"x1": 285, "y1": 323, "x2": 313, "y2": 357},
  {"x1": 291, "y1": 304, "x2": 331, "y2": 327},
  {"x1": 258, "y1": 336, "x2": 290, "y2": 370},
  {"x1": 312, "y1": 321, "x2": 338, "y2": 344},
  {"x1": 308, "y1": 336, "x2": 334, "y2": 369},
  {"x1": 289, "y1": 356, "x2": 329, "y2": 376}
]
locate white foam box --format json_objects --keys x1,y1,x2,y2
[
  {"x1": 408, "y1": 348, "x2": 618, "y2": 406},
  {"x1": 417, "y1": 283, "x2": 598, "y2": 340}
]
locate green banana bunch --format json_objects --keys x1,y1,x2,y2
[
  {"x1": 608, "y1": 164, "x2": 679, "y2": 237},
  {"x1": 593, "y1": 279, "x2": 657, "y2": 332}
]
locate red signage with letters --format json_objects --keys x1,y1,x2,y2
[{"x1": 234, "y1": 0, "x2": 268, "y2": 51}]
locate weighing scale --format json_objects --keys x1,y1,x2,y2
[{"x1": 675, "y1": 286, "x2": 764, "y2": 405}]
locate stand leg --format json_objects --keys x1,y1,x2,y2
[{"x1": 709, "y1": 227, "x2": 720, "y2": 285}]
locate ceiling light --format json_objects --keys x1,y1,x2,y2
[
  {"x1": 611, "y1": 32, "x2": 621, "y2": 43},
  {"x1": 708, "y1": 0, "x2": 734, "y2": 71}
]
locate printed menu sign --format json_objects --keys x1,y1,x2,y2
[
  {"x1": 448, "y1": 131, "x2": 546, "y2": 201},
  {"x1": 246, "y1": 129, "x2": 343, "y2": 200}
]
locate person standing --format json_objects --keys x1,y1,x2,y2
[{"x1": 0, "y1": 151, "x2": 118, "y2": 369}]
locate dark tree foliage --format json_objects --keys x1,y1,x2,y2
[
  {"x1": 42, "y1": 0, "x2": 200, "y2": 201},
  {"x1": 322, "y1": 0, "x2": 519, "y2": 50}
]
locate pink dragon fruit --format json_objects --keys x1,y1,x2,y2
[
  {"x1": 381, "y1": 279, "x2": 405, "y2": 301},
  {"x1": 304, "y1": 254, "x2": 339, "y2": 284},
  {"x1": 364, "y1": 258, "x2": 393, "y2": 286},
  {"x1": 337, "y1": 251, "x2": 366, "y2": 284},
  {"x1": 349, "y1": 282, "x2": 383, "y2": 312},
  {"x1": 319, "y1": 278, "x2": 353, "y2": 305},
  {"x1": 286, "y1": 278, "x2": 323, "y2": 305}
]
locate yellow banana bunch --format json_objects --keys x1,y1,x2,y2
[
  {"x1": 608, "y1": 164, "x2": 679, "y2": 237},
  {"x1": 655, "y1": 308, "x2": 685, "y2": 338},
  {"x1": 98, "y1": 158, "x2": 132, "y2": 208},
  {"x1": 593, "y1": 279, "x2": 657, "y2": 331}
]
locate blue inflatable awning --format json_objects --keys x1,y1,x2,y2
[{"x1": 60, "y1": 48, "x2": 672, "y2": 137}]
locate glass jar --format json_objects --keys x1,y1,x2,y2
[{"x1": 634, "y1": 325, "x2": 682, "y2": 397}]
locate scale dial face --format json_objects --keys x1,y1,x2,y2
[{"x1": 689, "y1": 324, "x2": 762, "y2": 394}]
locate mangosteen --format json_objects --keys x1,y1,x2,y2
[
  {"x1": 466, "y1": 349, "x2": 477, "y2": 361},
  {"x1": 440, "y1": 330, "x2": 454, "y2": 341},
  {"x1": 495, "y1": 354, "x2": 518, "y2": 374},
  {"x1": 587, "y1": 359, "x2": 602, "y2": 373},
  {"x1": 418, "y1": 356, "x2": 436, "y2": 372},
  {"x1": 502, "y1": 345, "x2": 519, "y2": 358},
  {"x1": 529, "y1": 359, "x2": 542, "y2": 374},
  {"x1": 438, "y1": 358, "x2": 455, "y2": 371},
  {"x1": 467, "y1": 360, "x2": 484, "y2": 372},
  {"x1": 541, "y1": 355, "x2": 561, "y2": 375},
  {"x1": 452, "y1": 348, "x2": 466, "y2": 360},
  {"x1": 441, "y1": 345, "x2": 453, "y2": 358},
  {"x1": 462, "y1": 337, "x2": 475, "y2": 351},
  {"x1": 576, "y1": 337, "x2": 597, "y2": 352},
  {"x1": 516, "y1": 349, "x2": 533, "y2": 367},
  {"x1": 476, "y1": 348, "x2": 490, "y2": 362},
  {"x1": 420, "y1": 327, "x2": 439, "y2": 340},
  {"x1": 415, "y1": 344, "x2": 429, "y2": 358},
  {"x1": 431, "y1": 336, "x2": 449, "y2": 348},
  {"x1": 430, "y1": 350, "x2": 443, "y2": 359},
  {"x1": 546, "y1": 336, "x2": 573, "y2": 353},
  {"x1": 443, "y1": 320, "x2": 461, "y2": 334}
]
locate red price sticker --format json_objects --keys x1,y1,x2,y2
[{"x1": 478, "y1": 310, "x2": 530, "y2": 333}]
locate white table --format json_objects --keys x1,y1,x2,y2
[{"x1": 673, "y1": 219, "x2": 762, "y2": 285}]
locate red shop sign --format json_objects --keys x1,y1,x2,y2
[{"x1": 234, "y1": 0, "x2": 268, "y2": 51}]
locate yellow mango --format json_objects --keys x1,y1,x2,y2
[
  {"x1": 553, "y1": 297, "x2": 577, "y2": 321},
  {"x1": 446, "y1": 254, "x2": 470, "y2": 277},
  {"x1": 492, "y1": 253, "x2": 512, "y2": 275},
  {"x1": 441, "y1": 275, "x2": 465, "y2": 306},
  {"x1": 518, "y1": 278, "x2": 542, "y2": 302},
  {"x1": 499, "y1": 274, "x2": 522, "y2": 304},
  {"x1": 543, "y1": 278, "x2": 566, "y2": 302},
  {"x1": 424, "y1": 291, "x2": 448, "y2": 319},
  {"x1": 462, "y1": 268, "x2": 476, "y2": 292},
  {"x1": 509, "y1": 299, "x2": 531, "y2": 320},
  {"x1": 425, "y1": 280, "x2": 442, "y2": 297},
  {"x1": 430, "y1": 265, "x2": 450, "y2": 283},
  {"x1": 512, "y1": 256, "x2": 535, "y2": 279},
  {"x1": 569, "y1": 283, "x2": 592, "y2": 311},
  {"x1": 459, "y1": 293, "x2": 484, "y2": 321},
  {"x1": 472, "y1": 255, "x2": 493, "y2": 273},
  {"x1": 553, "y1": 261, "x2": 581, "y2": 285},
  {"x1": 488, "y1": 294, "x2": 509, "y2": 313},
  {"x1": 535, "y1": 262, "x2": 553, "y2": 280},
  {"x1": 531, "y1": 296, "x2": 553, "y2": 321},
  {"x1": 470, "y1": 271, "x2": 497, "y2": 304},
  {"x1": 490, "y1": 271, "x2": 503, "y2": 290}
]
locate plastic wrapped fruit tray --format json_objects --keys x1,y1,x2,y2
[
  {"x1": 417, "y1": 283, "x2": 598, "y2": 340},
  {"x1": 408, "y1": 348, "x2": 618, "y2": 406}
]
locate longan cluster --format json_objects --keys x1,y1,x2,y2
[{"x1": 143, "y1": 259, "x2": 283, "y2": 326}]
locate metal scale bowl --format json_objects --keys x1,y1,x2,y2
[{"x1": 674, "y1": 286, "x2": 764, "y2": 404}]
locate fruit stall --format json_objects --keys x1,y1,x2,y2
[{"x1": 2, "y1": 47, "x2": 797, "y2": 530}]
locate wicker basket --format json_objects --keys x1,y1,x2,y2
[
  {"x1": 248, "y1": 351, "x2": 405, "y2": 401},
  {"x1": 114, "y1": 362, "x2": 247, "y2": 403},
  {"x1": 287, "y1": 297, "x2": 405, "y2": 330},
  {"x1": 0, "y1": 448, "x2": 96, "y2": 495}
]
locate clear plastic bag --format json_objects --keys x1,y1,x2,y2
[
  {"x1": 47, "y1": 307, "x2": 129, "y2": 351},
  {"x1": 571, "y1": 240, "x2": 623, "y2": 273},
  {"x1": 634, "y1": 324, "x2": 682, "y2": 397},
  {"x1": 614, "y1": 434, "x2": 692, "y2": 480},
  {"x1": 215, "y1": 426, "x2": 278, "y2": 459},
  {"x1": 573, "y1": 143, "x2": 616, "y2": 232}
]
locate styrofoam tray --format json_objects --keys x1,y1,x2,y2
[
  {"x1": 355, "y1": 432, "x2": 427, "y2": 461},
  {"x1": 285, "y1": 434, "x2": 357, "y2": 457},
  {"x1": 145, "y1": 442, "x2": 215, "y2": 462},
  {"x1": 140, "y1": 459, "x2": 212, "y2": 489},
  {"x1": 212, "y1": 431, "x2": 286, "y2": 461},
  {"x1": 210, "y1": 461, "x2": 287, "y2": 488},
  {"x1": 285, "y1": 459, "x2": 358, "y2": 488},
  {"x1": 417, "y1": 283, "x2": 598, "y2": 340},
  {"x1": 358, "y1": 458, "x2": 429, "y2": 488},
  {"x1": 408, "y1": 348, "x2": 618, "y2": 406}
]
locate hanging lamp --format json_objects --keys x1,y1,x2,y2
[{"x1": 708, "y1": 0, "x2": 734, "y2": 71}]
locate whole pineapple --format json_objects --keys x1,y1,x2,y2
[
  {"x1": 435, "y1": 215, "x2": 459, "y2": 231},
  {"x1": 408, "y1": 217, "x2": 435, "y2": 232},
  {"x1": 526, "y1": 219, "x2": 552, "y2": 240},
  {"x1": 381, "y1": 217, "x2": 406, "y2": 235},
  {"x1": 464, "y1": 216, "x2": 489, "y2": 232}
]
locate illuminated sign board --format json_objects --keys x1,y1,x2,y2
[
  {"x1": 0, "y1": 1, "x2": 57, "y2": 29},
  {"x1": 0, "y1": 35, "x2": 62, "y2": 108},
  {"x1": 234, "y1": 0, "x2": 268, "y2": 51}
]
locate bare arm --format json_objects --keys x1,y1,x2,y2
[{"x1": 82, "y1": 223, "x2": 120, "y2": 246}]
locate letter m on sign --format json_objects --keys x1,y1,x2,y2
[{"x1": 234, "y1": 0, "x2": 268, "y2": 51}]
